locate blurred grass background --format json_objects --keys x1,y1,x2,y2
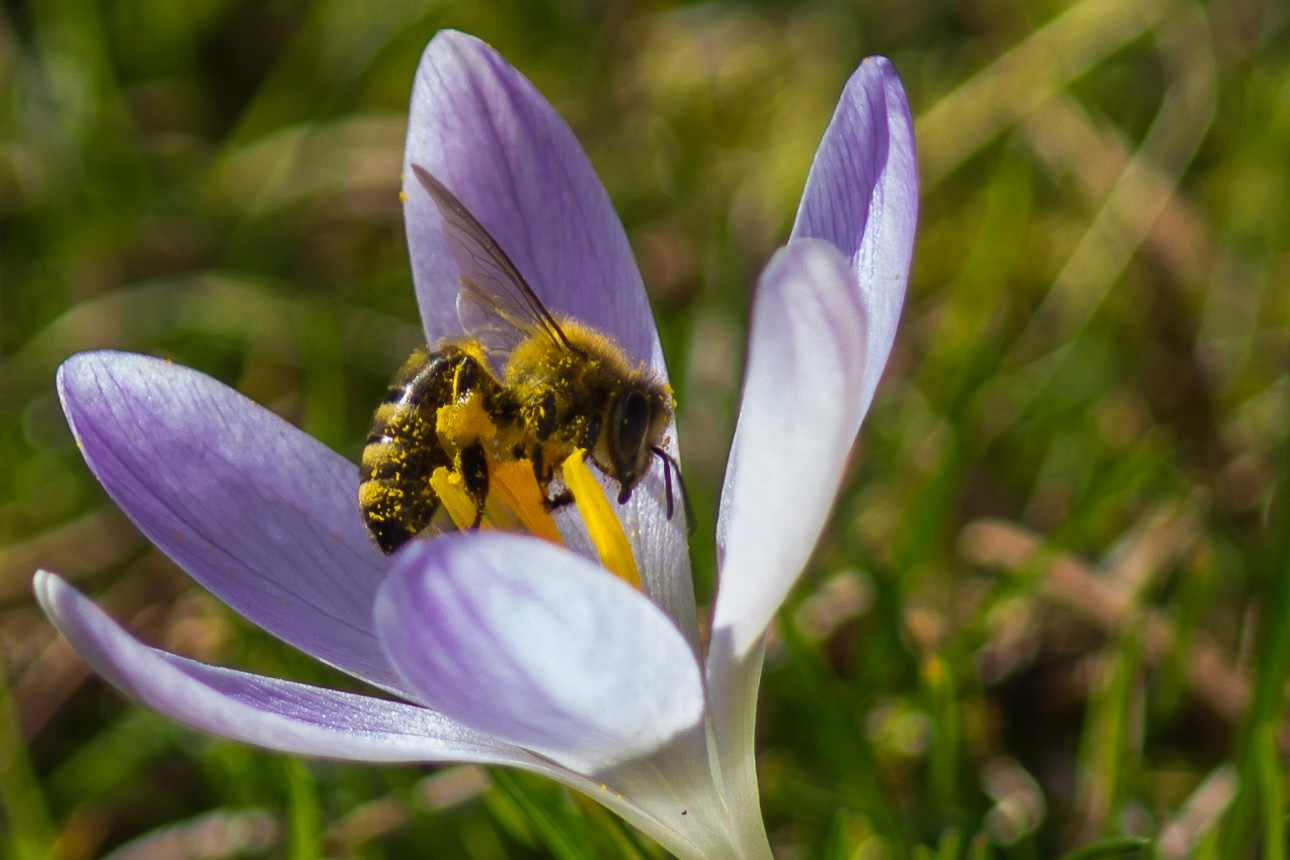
[{"x1": 1, "y1": 0, "x2": 1288, "y2": 857}]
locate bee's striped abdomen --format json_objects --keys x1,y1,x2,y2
[{"x1": 359, "y1": 350, "x2": 460, "y2": 554}]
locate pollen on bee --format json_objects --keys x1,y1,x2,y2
[
  {"x1": 436, "y1": 393, "x2": 499, "y2": 455},
  {"x1": 562, "y1": 450, "x2": 641, "y2": 589}
]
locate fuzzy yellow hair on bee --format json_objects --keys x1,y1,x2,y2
[{"x1": 358, "y1": 167, "x2": 685, "y2": 554}]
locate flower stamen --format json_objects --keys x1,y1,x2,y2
[
  {"x1": 562, "y1": 449, "x2": 641, "y2": 588},
  {"x1": 486, "y1": 459, "x2": 563, "y2": 544},
  {"x1": 429, "y1": 467, "x2": 488, "y2": 530}
]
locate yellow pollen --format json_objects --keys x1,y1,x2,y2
[
  {"x1": 436, "y1": 394, "x2": 498, "y2": 455},
  {"x1": 562, "y1": 450, "x2": 640, "y2": 589},
  {"x1": 430, "y1": 467, "x2": 487, "y2": 531},
  {"x1": 487, "y1": 459, "x2": 563, "y2": 544}
]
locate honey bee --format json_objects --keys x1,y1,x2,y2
[{"x1": 359, "y1": 165, "x2": 684, "y2": 555}]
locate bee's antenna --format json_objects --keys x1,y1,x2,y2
[{"x1": 651, "y1": 446, "x2": 696, "y2": 535}]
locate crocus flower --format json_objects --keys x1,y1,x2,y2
[{"x1": 34, "y1": 30, "x2": 916, "y2": 860}]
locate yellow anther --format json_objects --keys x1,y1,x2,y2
[
  {"x1": 562, "y1": 450, "x2": 640, "y2": 589},
  {"x1": 430, "y1": 467, "x2": 486, "y2": 531},
  {"x1": 487, "y1": 459, "x2": 564, "y2": 544}
]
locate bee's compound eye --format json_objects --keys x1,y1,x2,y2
[{"x1": 611, "y1": 390, "x2": 651, "y2": 479}]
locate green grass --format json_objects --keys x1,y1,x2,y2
[{"x1": 2, "y1": 0, "x2": 1289, "y2": 856}]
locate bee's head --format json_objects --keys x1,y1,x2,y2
[{"x1": 606, "y1": 383, "x2": 671, "y2": 503}]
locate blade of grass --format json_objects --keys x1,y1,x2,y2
[
  {"x1": 924, "y1": 656, "x2": 960, "y2": 810},
  {"x1": 1256, "y1": 722, "x2": 1285, "y2": 860},
  {"x1": 488, "y1": 770, "x2": 600, "y2": 860},
  {"x1": 1075, "y1": 632, "x2": 1143, "y2": 837},
  {"x1": 46, "y1": 710, "x2": 172, "y2": 806},
  {"x1": 1221, "y1": 434, "x2": 1290, "y2": 856},
  {"x1": 0, "y1": 666, "x2": 53, "y2": 860},
  {"x1": 936, "y1": 827, "x2": 963, "y2": 860},
  {"x1": 283, "y1": 758, "x2": 322, "y2": 860}
]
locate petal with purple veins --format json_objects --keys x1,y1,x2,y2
[
  {"x1": 401, "y1": 30, "x2": 696, "y2": 643},
  {"x1": 33, "y1": 571, "x2": 560, "y2": 771},
  {"x1": 57, "y1": 352, "x2": 412, "y2": 698},
  {"x1": 375, "y1": 532, "x2": 704, "y2": 773},
  {"x1": 792, "y1": 56, "x2": 918, "y2": 420},
  {"x1": 403, "y1": 31, "x2": 663, "y2": 374},
  {"x1": 36, "y1": 570, "x2": 725, "y2": 859}
]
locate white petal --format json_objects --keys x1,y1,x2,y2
[{"x1": 713, "y1": 241, "x2": 867, "y2": 657}]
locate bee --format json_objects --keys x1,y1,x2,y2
[{"x1": 359, "y1": 165, "x2": 685, "y2": 555}]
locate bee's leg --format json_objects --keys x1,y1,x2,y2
[
  {"x1": 525, "y1": 444, "x2": 572, "y2": 512},
  {"x1": 544, "y1": 489, "x2": 574, "y2": 512},
  {"x1": 456, "y1": 440, "x2": 490, "y2": 529},
  {"x1": 450, "y1": 352, "x2": 482, "y2": 400},
  {"x1": 492, "y1": 386, "x2": 523, "y2": 430},
  {"x1": 529, "y1": 444, "x2": 546, "y2": 484},
  {"x1": 533, "y1": 390, "x2": 558, "y2": 441}
]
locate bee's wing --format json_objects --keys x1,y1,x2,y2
[{"x1": 412, "y1": 165, "x2": 570, "y2": 359}]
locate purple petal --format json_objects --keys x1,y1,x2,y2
[
  {"x1": 402, "y1": 31, "x2": 665, "y2": 375},
  {"x1": 713, "y1": 241, "x2": 868, "y2": 658},
  {"x1": 57, "y1": 352, "x2": 413, "y2": 698},
  {"x1": 375, "y1": 532, "x2": 704, "y2": 773},
  {"x1": 791, "y1": 56, "x2": 918, "y2": 420},
  {"x1": 37, "y1": 569, "x2": 746, "y2": 860},
  {"x1": 399, "y1": 31, "x2": 696, "y2": 646},
  {"x1": 33, "y1": 571, "x2": 560, "y2": 770}
]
